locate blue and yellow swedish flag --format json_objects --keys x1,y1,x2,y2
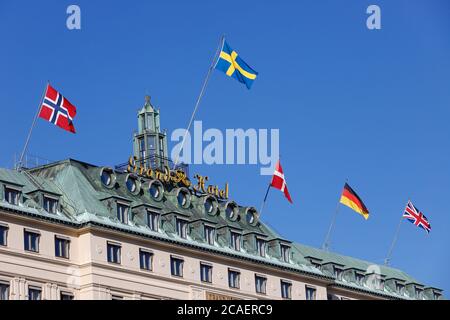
[{"x1": 214, "y1": 40, "x2": 258, "y2": 89}]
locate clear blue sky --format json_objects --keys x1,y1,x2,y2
[{"x1": 1, "y1": 0, "x2": 449, "y2": 294}]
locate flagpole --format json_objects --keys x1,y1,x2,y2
[
  {"x1": 17, "y1": 82, "x2": 48, "y2": 170},
  {"x1": 258, "y1": 183, "x2": 272, "y2": 217},
  {"x1": 173, "y1": 35, "x2": 225, "y2": 167},
  {"x1": 322, "y1": 180, "x2": 347, "y2": 251},
  {"x1": 384, "y1": 202, "x2": 406, "y2": 266}
]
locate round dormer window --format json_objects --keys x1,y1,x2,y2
[
  {"x1": 125, "y1": 174, "x2": 141, "y2": 195},
  {"x1": 100, "y1": 167, "x2": 116, "y2": 189},
  {"x1": 148, "y1": 180, "x2": 164, "y2": 201},
  {"x1": 225, "y1": 202, "x2": 239, "y2": 221},
  {"x1": 204, "y1": 196, "x2": 218, "y2": 216},
  {"x1": 177, "y1": 188, "x2": 190, "y2": 208},
  {"x1": 245, "y1": 207, "x2": 259, "y2": 226}
]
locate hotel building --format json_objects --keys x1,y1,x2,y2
[{"x1": 0, "y1": 97, "x2": 443, "y2": 300}]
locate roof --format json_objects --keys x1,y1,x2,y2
[{"x1": 0, "y1": 159, "x2": 443, "y2": 300}]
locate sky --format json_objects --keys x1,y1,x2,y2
[{"x1": 0, "y1": 0, "x2": 449, "y2": 295}]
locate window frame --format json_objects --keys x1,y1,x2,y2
[
  {"x1": 204, "y1": 225, "x2": 215, "y2": 245},
  {"x1": 116, "y1": 202, "x2": 130, "y2": 224},
  {"x1": 256, "y1": 238, "x2": 266, "y2": 257},
  {"x1": 147, "y1": 210, "x2": 160, "y2": 232},
  {"x1": 305, "y1": 286, "x2": 317, "y2": 300},
  {"x1": 28, "y1": 286, "x2": 42, "y2": 300},
  {"x1": 42, "y1": 194, "x2": 59, "y2": 214},
  {"x1": 4, "y1": 185, "x2": 21, "y2": 205},
  {"x1": 139, "y1": 249, "x2": 153, "y2": 271},
  {"x1": 0, "y1": 281, "x2": 9, "y2": 300},
  {"x1": 255, "y1": 275, "x2": 267, "y2": 295},
  {"x1": 280, "y1": 244, "x2": 290, "y2": 263},
  {"x1": 55, "y1": 235, "x2": 70, "y2": 259},
  {"x1": 200, "y1": 262, "x2": 213, "y2": 283},
  {"x1": 281, "y1": 280, "x2": 292, "y2": 300},
  {"x1": 230, "y1": 231, "x2": 241, "y2": 251},
  {"x1": 24, "y1": 229, "x2": 40, "y2": 253},
  {"x1": 170, "y1": 256, "x2": 184, "y2": 277},
  {"x1": 107, "y1": 242, "x2": 122, "y2": 264},
  {"x1": 228, "y1": 269, "x2": 240, "y2": 289},
  {"x1": 0, "y1": 224, "x2": 8, "y2": 247},
  {"x1": 60, "y1": 292, "x2": 74, "y2": 300},
  {"x1": 176, "y1": 218, "x2": 188, "y2": 239}
]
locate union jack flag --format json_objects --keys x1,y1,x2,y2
[
  {"x1": 403, "y1": 200, "x2": 431, "y2": 233},
  {"x1": 38, "y1": 84, "x2": 77, "y2": 133}
]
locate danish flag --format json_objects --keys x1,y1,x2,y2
[
  {"x1": 403, "y1": 200, "x2": 431, "y2": 234},
  {"x1": 38, "y1": 84, "x2": 77, "y2": 133},
  {"x1": 270, "y1": 160, "x2": 293, "y2": 203}
]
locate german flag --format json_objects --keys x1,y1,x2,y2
[{"x1": 339, "y1": 183, "x2": 369, "y2": 220}]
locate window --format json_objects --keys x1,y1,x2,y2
[
  {"x1": 0, "y1": 282, "x2": 9, "y2": 300},
  {"x1": 230, "y1": 231, "x2": 241, "y2": 251},
  {"x1": 139, "y1": 249, "x2": 153, "y2": 271},
  {"x1": 415, "y1": 287, "x2": 423, "y2": 299},
  {"x1": 149, "y1": 183, "x2": 162, "y2": 200},
  {"x1": 147, "y1": 211, "x2": 160, "y2": 231},
  {"x1": 139, "y1": 138, "x2": 145, "y2": 159},
  {"x1": 255, "y1": 275, "x2": 267, "y2": 294},
  {"x1": 43, "y1": 195, "x2": 58, "y2": 214},
  {"x1": 355, "y1": 273, "x2": 365, "y2": 285},
  {"x1": 112, "y1": 295, "x2": 123, "y2": 300},
  {"x1": 24, "y1": 230, "x2": 40, "y2": 252},
  {"x1": 228, "y1": 269, "x2": 240, "y2": 289},
  {"x1": 177, "y1": 190, "x2": 188, "y2": 207},
  {"x1": 0, "y1": 224, "x2": 8, "y2": 246},
  {"x1": 146, "y1": 114, "x2": 154, "y2": 131},
  {"x1": 204, "y1": 225, "x2": 215, "y2": 245},
  {"x1": 200, "y1": 263, "x2": 212, "y2": 283},
  {"x1": 117, "y1": 203, "x2": 129, "y2": 224},
  {"x1": 225, "y1": 203, "x2": 236, "y2": 219},
  {"x1": 434, "y1": 292, "x2": 441, "y2": 300},
  {"x1": 60, "y1": 292, "x2": 74, "y2": 300},
  {"x1": 305, "y1": 286, "x2": 317, "y2": 300},
  {"x1": 280, "y1": 244, "x2": 290, "y2": 263},
  {"x1": 281, "y1": 280, "x2": 292, "y2": 299},
  {"x1": 55, "y1": 236, "x2": 70, "y2": 259},
  {"x1": 256, "y1": 238, "x2": 266, "y2": 257},
  {"x1": 107, "y1": 242, "x2": 121, "y2": 264},
  {"x1": 333, "y1": 266, "x2": 343, "y2": 280},
  {"x1": 170, "y1": 257, "x2": 184, "y2": 277},
  {"x1": 4, "y1": 187, "x2": 20, "y2": 205},
  {"x1": 396, "y1": 282, "x2": 405, "y2": 294},
  {"x1": 176, "y1": 218, "x2": 188, "y2": 239},
  {"x1": 28, "y1": 287, "x2": 42, "y2": 300},
  {"x1": 204, "y1": 198, "x2": 215, "y2": 214},
  {"x1": 148, "y1": 136, "x2": 156, "y2": 150}
]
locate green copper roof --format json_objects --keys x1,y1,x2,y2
[{"x1": 0, "y1": 159, "x2": 443, "y2": 300}]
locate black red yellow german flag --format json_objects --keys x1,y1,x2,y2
[{"x1": 340, "y1": 183, "x2": 369, "y2": 219}]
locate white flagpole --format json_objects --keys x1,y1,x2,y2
[
  {"x1": 384, "y1": 201, "x2": 406, "y2": 266},
  {"x1": 17, "y1": 82, "x2": 48, "y2": 170},
  {"x1": 173, "y1": 35, "x2": 225, "y2": 167}
]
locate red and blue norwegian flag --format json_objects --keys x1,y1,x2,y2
[
  {"x1": 403, "y1": 200, "x2": 431, "y2": 234},
  {"x1": 38, "y1": 84, "x2": 77, "y2": 133}
]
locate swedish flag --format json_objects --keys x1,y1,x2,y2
[{"x1": 214, "y1": 40, "x2": 258, "y2": 89}]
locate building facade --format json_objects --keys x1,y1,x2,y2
[{"x1": 0, "y1": 97, "x2": 443, "y2": 300}]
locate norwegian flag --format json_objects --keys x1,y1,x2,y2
[
  {"x1": 38, "y1": 84, "x2": 77, "y2": 133},
  {"x1": 403, "y1": 200, "x2": 431, "y2": 234},
  {"x1": 270, "y1": 160, "x2": 293, "y2": 203}
]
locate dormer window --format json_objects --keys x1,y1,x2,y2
[
  {"x1": 333, "y1": 266, "x2": 343, "y2": 280},
  {"x1": 434, "y1": 291, "x2": 441, "y2": 300},
  {"x1": 4, "y1": 186, "x2": 20, "y2": 205},
  {"x1": 43, "y1": 195, "x2": 58, "y2": 214},
  {"x1": 256, "y1": 238, "x2": 266, "y2": 257},
  {"x1": 117, "y1": 202, "x2": 129, "y2": 224},
  {"x1": 204, "y1": 225, "x2": 215, "y2": 245},
  {"x1": 396, "y1": 282, "x2": 405, "y2": 294},
  {"x1": 230, "y1": 231, "x2": 241, "y2": 251},
  {"x1": 147, "y1": 210, "x2": 160, "y2": 231},
  {"x1": 415, "y1": 287, "x2": 423, "y2": 299},
  {"x1": 176, "y1": 218, "x2": 188, "y2": 239},
  {"x1": 355, "y1": 272, "x2": 365, "y2": 285},
  {"x1": 280, "y1": 244, "x2": 290, "y2": 263},
  {"x1": 176, "y1": 189, "x2": 190, "y2": 209}
]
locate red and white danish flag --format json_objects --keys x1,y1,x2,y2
[
  {"x1": 38, "y1": 84, "x2": 77, "y2": 133},
  {"x1": 270, "y1": 160, "x2": 293, "y2": 203}
]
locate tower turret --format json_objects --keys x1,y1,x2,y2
[{"x1": 132, "y1": 96, "x2": 168, "y2": 170}]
